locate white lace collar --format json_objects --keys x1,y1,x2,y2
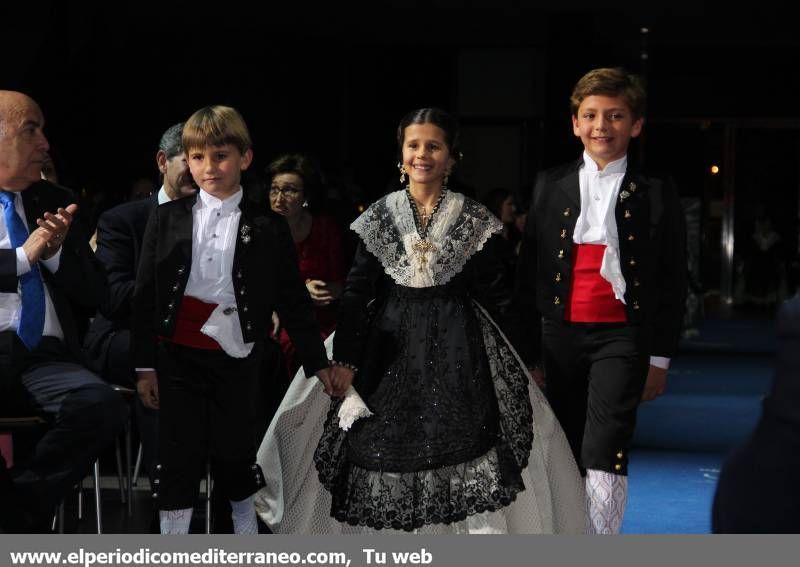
[{"x1": 351, "y1": 190, "x2": 502, "y2": 288}]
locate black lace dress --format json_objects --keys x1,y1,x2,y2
[{"x1": 313, "y1": 190, "x2": 534, "y2": 531}]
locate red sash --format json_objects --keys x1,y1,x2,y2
[
  {"x1": 159, "y1": 296, "x2": 222, "y2": 350},
  {"x1": 564, "y1": 243, "x2": 627, "y2": 323}
]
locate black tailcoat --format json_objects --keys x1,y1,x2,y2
[
  {"x1": 513, "y1": 158, "x2": 688, "y2": 364},
  {"x1": 131, "y1": 192, "x2": 328, "y2": 375}
]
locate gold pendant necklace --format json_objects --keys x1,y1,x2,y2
[
  {"x1": 406, "y1": 187, "x2": 446, "y2": 271},
  {"x1": 417, "y1": 205, "x2": 430, "y2": 231},
  {"x1": 412, "y1": 237, "x2": 435, "y2": 270}
]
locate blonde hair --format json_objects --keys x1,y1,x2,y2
[
  {"x1": 570, "y1": 68, "x2": 646, "y2": 120},
  {"x1": 182, "y1": 105, "x2": 252, "y2": 154}
]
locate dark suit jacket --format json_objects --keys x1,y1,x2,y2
[
  {"x1": 513, "y1": 158, "x2": 687, "y2": 363},
  {"x1": 0, "y1": 181, "x2": 106, "y2": 372},
  {"x1": 83, "y1": 195, "x2": 157, "y2": 374},
  {"x1": 131, "y1": 192, "x2": 328, "y2": 375},
  {"x1": 712, "y1": 296, "x2": 800, "y2": 533}
]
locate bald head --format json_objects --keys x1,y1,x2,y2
[
  {"x1": 0, "y1": 91, "x2": 39, "y2": 132},
  {"x1": 0, "y1": 90, "x2": 49, "y2": 191}
]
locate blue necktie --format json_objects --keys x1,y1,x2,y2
[{"x1": 0, "y1": 191, "x2": 45, "y2": 350}]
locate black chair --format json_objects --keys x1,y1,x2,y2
[{"x1": 110, "y1": 385, "x2": 136, "y2": 517}]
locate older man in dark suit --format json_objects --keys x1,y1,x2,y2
[{"x1": 0, "y1": 90, "x2": 127, "y2": 532}]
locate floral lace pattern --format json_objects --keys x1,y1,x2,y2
[
  {"x1": 314, "y1": 302, "x2": 533, "y2": 531},
  {"x1": 351, "y1": 191, "x2": 502, "y2": 288}
]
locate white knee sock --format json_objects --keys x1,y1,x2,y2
[
  {"x1": 160, "y1": 508, "x2": 193, "y2": 534},
  {"x1": 585, "y1": 469, "x2": 628, "y2": 534},
  {"x1": 230, "y1": 495, "x2": 258, "y2": 534}
]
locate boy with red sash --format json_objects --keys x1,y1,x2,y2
[
  {"x1": 514, "y1": 68, "x2": 687, "y2": 533},
  {"x1": 132, "y1": 106, "x2": 331, "y2": 534}
]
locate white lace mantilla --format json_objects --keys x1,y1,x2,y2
[{"x1": 351, "y1": 190, "x2": 503, "y2": 288}]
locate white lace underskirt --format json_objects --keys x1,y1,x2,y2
[{"x1": 254, "y1": 312, "x2": 585, "y2": 534}]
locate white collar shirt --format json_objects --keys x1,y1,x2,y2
[
  {"x1": 157, "y1": 186, "x2": 171, "y2": 205},
  {"x1": 184, "y1": 187, "x2": 253, "y2": 358},
  {"x1": 571, "y1": 151, "x2": 627, "y2": 306},
  {"x1": 185, "y1": 188, "x2": 243, "y2": 305},
  {"x1": 573, "y1": 151, "x2": 627, "y2": 245},
  {"x1": 0, "y1": 190, "x2": 64, "y2": 339},
  {"x1": 571, "y1": 153, "x2": 670, "y2": 369}
]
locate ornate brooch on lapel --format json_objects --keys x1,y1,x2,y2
[
  {"x1": 619, "y1": 181, "x2": 637, "y2": 203},
  {"x1": 240, "y1": 223, "x2": 252, "y2": 244}
]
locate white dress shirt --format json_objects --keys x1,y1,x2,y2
[
  {"x1": 185, "y1": 187, "x2": 253, "y2": 357},
  {"x1": 0, "y1": 190, "x2": 64, "y2": 339},
  {"x1": 185, "y1": 188, "x2": 241, "y2": 305},
  {"x1": 572, "y1": 153, "x2": 668, "y2": 370},
  {"x1": 157, "y1": 186, "x2": 171, "y2": 205},
  {"x1": 573, "y1": 152, "x2": 627, "y2": 245}
]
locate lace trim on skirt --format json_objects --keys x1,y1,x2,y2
[
  {"x1": 314, "y1": 302, "x2": 533, "y2": 530},
  {"x1": 329, "y1": 448, "x2": 519, "y2": 531}
]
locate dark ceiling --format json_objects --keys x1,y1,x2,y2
[{"x1": 4, "y1": 3, "x2": 798, "y2": 202}]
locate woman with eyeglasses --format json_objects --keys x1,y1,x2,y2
[{"x1": 267, "y1": 154, "x2": 345, "y2": 376}]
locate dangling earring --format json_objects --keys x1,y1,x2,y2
[
  {"x1": 443, "y1": 170, "x2": 451, "y2": 189},
  {"x1": 398, "y1": 162, "x2": 407, "y2": 184},
  {"x1": 302, "y1": 200, "x2": 309, "y2": 208}
]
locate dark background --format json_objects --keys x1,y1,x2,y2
[{"x1": 5, "y1": 2, "x2": 800, "y2": 297}]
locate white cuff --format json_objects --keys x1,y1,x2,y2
[
  {"x1": 649, "y1": 356, "x2": 670, "y2": 370},
  {"x1": 15, "y1": 246, "x2": 62, "y2": 275},
  {"x1": 40, "y1": 247, "x2": 62, "y2": 273},
  {"x1": 15, "y1": 247, "x2": 30, "y2": 275},
  {"x1": 337, "y1": 386, "x2": 372, "y2": 431}
]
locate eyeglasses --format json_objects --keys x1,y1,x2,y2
[{"x1": 269, "y1": 185, "x2": 302, "y2": 198}]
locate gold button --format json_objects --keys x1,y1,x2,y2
[
  {"x1": 616, "y1": 451, "x2": 624, "y2": 459},
  {"x1": 558, "y1": 249, "x2": 565, "y2": 259},
  {"x1": 560, "y1": 229, "x2": 567, "y2": 238},
  {"x1": 629, "y1": 258, "x2": 636, "y2": 266},
  {"x1": 554, "y1": 296, "x2": 561, "y2": 305},
  {"x1": 555, "y1": 272, "x2": 561, "y2": 282},
  {"x1": 563, "y1": 208, "x2": 571, "y2": 217},
  {"x1": 624, "y1": 210, "x2": 631, "y2": 219},
  {"x1": 633, "y1": 301, "x2": 640, "y2": 310},
  {"x1": 614, "y1": 464, "x2": 622, "y2": 471},
  {"x1": 629, "y1": 182, "x2": 637, "y2": 192},
  {"x1": 628, "y1": 234, "x2": 635, "y2": 241},
  {"x1": 634, "y1": 278, "x2": 640, "y2": 287}
]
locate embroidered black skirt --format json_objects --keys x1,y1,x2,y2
[{"x1": 314, "y1": 284, "x2": 533, "y2": 530}]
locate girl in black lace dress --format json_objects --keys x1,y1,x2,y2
[{"x1": 255, "y1": 109, "x2": 584, "y2": 534}]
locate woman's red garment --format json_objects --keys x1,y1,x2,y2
[{"x1": 277, "y1": 215, "x2": 344, "y2": 376}]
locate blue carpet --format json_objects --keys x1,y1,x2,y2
[
  {"x1": 633, "y1": 352, "x2": 772, "y2": 452},
  {"x1": 623, "y1": 449, "x2": 723, "y2": 534},
  {"x1": 621, "y1": 323, "x2": 775, "y2": 533},
  {"x1": 681, "y1": 317, "x2": 777, "y2": 353}
]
